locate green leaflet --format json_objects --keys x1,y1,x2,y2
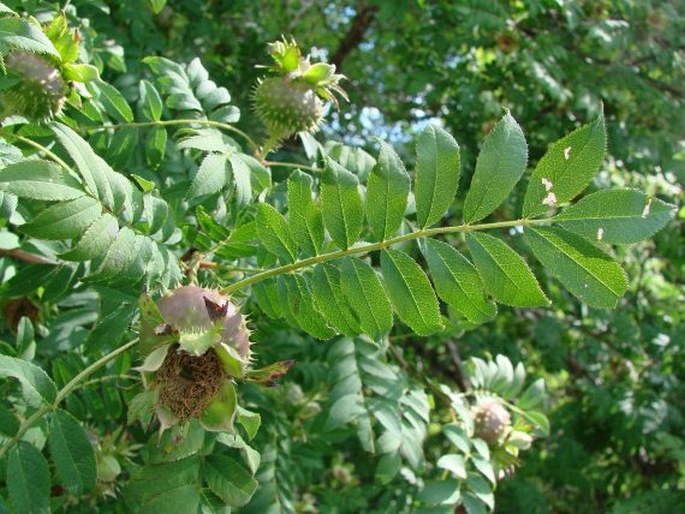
[
  {"x1": 422, "y1": 238, "x2": 497, "y2": 324},
  {"x1": 145, "y1": 126, "x2": 167, "y2": 169},
  {"x1": 380, "y1": 248, "x2": 443, "y2": 335},
  {"x1": 256, "y1": 203, "x2": 297, "y2": 263},
  {"x1": 463, "y1": 112, "x2": 528, "y2": 223},
  {"x1": 340, "y1": 258, "x2": 393, "y2": 339},
  {"x1": 325, "y1": 339, "x2": 372, "y2": 441},
  {"x1": 89, "y1": 227, "x2": 147, "y2": 284},
  {"x1": 204, "y1": 454, "x2": 258, "y2": 507},
  {"x1": 321, "y1": 158, "x2": 363, "y2": 249},
  {"x1": 252, "y1": 278, "x2": 283, "y2": 319},
  {"x1": 123, "y1": 456, "x2": 201, "y2": 512},
  {"x1": 311, "y1": 263, "x2": 359, "y2": 336},
  {"x1": 95, "y1": 80, "x2": 134, "y2": 122},
  {"x1": 0, "y1": 159, "x2": 84, "y2": 201},
  {"x1": 288, "y1": 170, "x2": 324, "y2": 256},
  {"x1": 524, "y1": 226, "x2": 628, "y2": 308},
  {"x1": 52, "y1": 123, "x2": 111, "y2": 203},
  {"x1": 139, "y1": 79, "x2": 163, "y2": 121},
  {"x1": 60, "y1": 212, "x2": 119, "y2": 261},
  {"x1": 227, "y1": 154, "x2": 252, "y2": 206},
  {"x1": 0, "y1": 17, "x2": 59, "y2": 57},
  {"x1": 466, "y1": 232, "x2": 549, "y2": 307},
  {"x1": 187, "y1": 153, "x2": 227, "y2": 199},
  {"x1": 554, "y1": 189, "x2": 676, "y2": 244},
  {"x1": 49, "y1": 409, "x2": 97, "y2": 495},
  {"x1": 143, "y1": 194, "x2": 168, "y2": 235},
  {"x1": 7, "y1": 441, "x2": 51, "y2": 514},
  {"x1": 21, "y1": 195, "x2": 101, "y2": 240},
  {"x1": 366, "y1": 140, "x2": 411, "y2": 241},
  {"x1": 0, "y1": 355, "x2": 56, "y2": 406},
  {"x1": 107, "y1": 127, "x2": 139, "y2": 169},
  {"x1": 523, "y1": 113, "x2": 606, "y2": 217},
  {"x1": 177, "y1": 129, "x2": 229, "y2": 153},
  {"x1": 278, "y1": 274, "x2": 336, "y2": 339},
  {"x1": 414, "y1": 124, "x2": 460, "y2": 228}
]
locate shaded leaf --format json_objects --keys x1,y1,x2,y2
[
  {"x1": 321, "y1": 158, "x2": 363, "y2": 249},
  {"x1": 311, "y1": 263, "x2": 359, "y2": 336},
  {"x1": 464, "y1": 112, "x2": 527, "y2": 223},
  {"x1": 0, "y1": 355, "x2": 56, "y2": 406},
  {"x1": 366, "y1": 140, "x2": 411, "y2": 240},
  {"x1": 380, "y1": 249, "x2": 443, "y2": 335},
  {"x1": 204, "y1": 455, "x2": 258, "y2": 507},
  {"x1": 49, "y1": 409, "x2": 97, "y2": 495},
  {"x1": 466, "y1": 232, "x2": 549, "y2": 307},
  {"x1": 278, "y1": 275, "x2": 336, "y2": 339},
  {"x1": 415, "y1": 125, "x2": 460, "y2": 228},
  {"x1": 7, "y1": 441, "x2": 50, "y2": 514},
  {"x1": 139, "y1": 79, "x2": 163, "y2": 121},
  {"x1": 340, "y1": 258, "x2": 392, "y2": 339},
  {"x1": 524, "y1": 226, "x2": 627, "y2": 308},
  {"x1": 288, "y1": 170, "x2": 324, "y2": 256},
  {"x1": 423, "y1": 238, "x2": 496, "y2": 324},
  {"x1": 60, "y1": 212, "x2": 119, "y2": 261}
]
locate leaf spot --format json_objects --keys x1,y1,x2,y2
[
  {"x1": 564, "y1": 146, "x2": 572, "y2": 160},
  {"x1": 541, "y1": 177, "x2": 553, "y2": 191},
  {"x1": 642, "y1": 198, "x2": 652, "y2": 218},
  {"x1": 597, "y1": 227, "x2": 604, "y2": 241},
  {"x1": 542, "y1": 191, "x2": 557, "y2": 207}
]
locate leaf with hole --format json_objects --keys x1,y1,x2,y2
[
  {"x1": 554, "y1": 189, "x2": 676, "y2": 244},
  {"x1": 523, "y1": 114, "x2": 606, "y2": 217}
]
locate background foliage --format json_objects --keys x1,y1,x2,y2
[{"x1": 0, "y1": 1, "x2": 683, "y2": 513}]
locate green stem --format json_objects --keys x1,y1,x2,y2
[
  {"x1": 221, "y1": 217, "x2": 550, "y2": 295},
  {"x1": 0, "y1": 338, "x2": 139, "y2": 459},
  {"x1": 0, "y1": 130, "x2": 73, "y2": 173},
  {"x1": 264, "y1": 161, "x2": 322, "y2": 173},
  {"x1": 96, "y1": 119, "x2": 260, "y2": 155}
]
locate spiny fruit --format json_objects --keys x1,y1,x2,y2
[
  {"x1": 473, "y1": 400, "x2": 511, "y2": 444},
  {"x1": 1, "y1": 51, "x2": 67, "y2": 122},
  {"x1": 137, "y1": 286, "x2": 253, "y2": 433},
  {"x1": 252, "y1": 37, "x2": 347, "y2": 146},
  {"x1": 254, "y1": 76, "x2": 323, "y2": 136}
]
